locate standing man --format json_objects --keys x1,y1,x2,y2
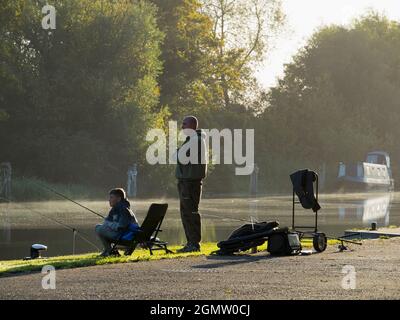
[{"x1": 176, "y1": 116, "x2": 207, "y2": 252}]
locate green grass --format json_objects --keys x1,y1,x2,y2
[
  {"x1": 0, "y1": 239, "x2": 341, "y2": 276},
  {"x1": 0, "y1": 243, "x2": 219, "y2": 276}
]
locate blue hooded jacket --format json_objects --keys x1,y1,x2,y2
[{"x1": 105, "y1": 199, "x2": 138, "y2": 232}]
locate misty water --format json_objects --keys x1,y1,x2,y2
[{"x1": 0, "y1": 192, "x2": 398, "y2": 260}]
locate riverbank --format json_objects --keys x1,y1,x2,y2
[
  {"x1": 0, "y1": 243, "x2": 218, "y2": 275},
  {"x1": 0, "y1": 237, "x2": 399, "y2": 299},
  {"x1": 0, "y1": 239, "x2": 337, "y2": 276}
]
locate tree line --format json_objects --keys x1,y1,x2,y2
[{"x1": 0, "y1": 1, "x2": 399, "y2": 197}]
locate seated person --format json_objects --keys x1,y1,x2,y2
[{"x1": 95, "y1": 188, "x2": 138, "y2": 257}]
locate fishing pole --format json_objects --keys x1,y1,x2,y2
[
  {"x1": 0, "y1": 196, "x2": 100, "y2": 251},
  {"x1": 34, "y1": 179, "x2": 260, "y2": 224},
  {"x1": 31, "y1": 177, "x2": 271, "y2": 228},
  {"x1": 33, "y1": 181, "x2": 105, "y2": 219},
  {"x1": 201, "y1": 212, "x2": 259, "y2": 224}
]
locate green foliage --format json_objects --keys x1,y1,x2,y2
[
  {"x1": 259, "y1": 13, "x2": 400, "y2": 190},
  {"x1": 150, "y1": 0, "x2": 222, "y2": 117},
  {"x1": 0, "y1": 0, "x2": 164, "y2": 189},
  {"x1": 201, "y1": 0, "x2": 285, "y2": 108},
  {"x1": 152, "y1": 0, "x2": 284, "y2": 114},
  {"x1": 3, "y1": 2, "x2": 399, "y2": 197},
  {"x1": 0, "y1": 110, "x2": 8, "y2": 121}
]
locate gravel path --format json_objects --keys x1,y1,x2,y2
[{"x1": 1, "y1": 238, "x2": 400, "y2": 300}]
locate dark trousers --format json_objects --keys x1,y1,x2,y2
[
  {"x1": 178, "y1": 180, "x2": 202, "y2": 246},
  {"x1": 95, "y1": 224, "x2": 120, "y2": 253}
]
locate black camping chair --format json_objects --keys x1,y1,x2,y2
[{"x1": 112, "y1": 203, "x2": 172, "y2": 256}]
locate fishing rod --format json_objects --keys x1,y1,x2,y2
[
  {"x1": 0, "y1": 196, "x2": 100, "y2": 251},
  {"x1": 201, "y1": 212, "x2": 260, "y2": 224},
  {"x1": 35, "y1": 179, "x2": 260, "y2": 224},
  {"x1": 32, "y1": 178, "x2": 270, "y2": 228},
  {"x1": 33, "y1": 181, "x2": 105, "y2": 219}
]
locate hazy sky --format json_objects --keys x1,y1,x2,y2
[{"x1": 257, "y1": 0, "x2": 400, "y2": 89}]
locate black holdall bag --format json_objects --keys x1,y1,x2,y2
[
  {"x1": 267, "y1": 228, "x2": 302, "y2": 256},
  {"x1": 228, "y1": 221, "x2": 279, "y2": 239},
  {"x1": 216, "y1": 221, "x2": 279, "y2": 255}
]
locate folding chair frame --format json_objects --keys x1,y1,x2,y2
[{"x1": 111, "y1": 204, "x2": 173, "y2": 256}]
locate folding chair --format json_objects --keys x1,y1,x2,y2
[{"x1": 112, "y1": 203, "x2": 173, "y2": 255}]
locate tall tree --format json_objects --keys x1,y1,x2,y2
[
  {"x1": 151, "y1": 0, "x2": 221, "y2": 118},
  {"x1": 201, "y1": 0, "x2": 285, "y2": 108}
]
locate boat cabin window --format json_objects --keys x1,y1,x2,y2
[{"x1": 366, "y1": 154, "x2": 387, "y2": 165}]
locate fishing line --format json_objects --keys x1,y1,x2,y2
[
  {"x1": 29, "y1": 179, "x2": 269, "y2": 233},
  {"x1": 34, "y1": 179, "x2": 261, "y2": 224},
  {"x1": 201, "y1": 212, "x2": 259, "y2": 224},
  {"x1": 0, "y1": 196, "x2": 100, "y2": 251}
]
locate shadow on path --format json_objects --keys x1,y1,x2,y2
[{"x1": 191, "y1": 252, "x2": 283, "y2": 269}]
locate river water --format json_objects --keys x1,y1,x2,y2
[{"x1": 0, "y1": 192, "x2": 398, "y2": 260}]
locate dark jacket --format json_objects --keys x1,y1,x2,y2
[
  {"x1": 290, "y1": 169, "x2": 321, "y2": 212},
  {"x1": 105, "y1": 199, "x2": 138, "y2": 232},
  {"x1": 175, "y1": 129, "x2": 207, "y2": 180}
]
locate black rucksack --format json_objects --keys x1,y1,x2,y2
[{"x1": 267, "y1": 230, "x2": 302, "y2": 256}]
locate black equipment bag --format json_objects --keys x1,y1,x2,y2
[
  {"x1": 228, "y1": 221, "x2": 279, "y2": 239},
  {"x1": 267, "y1": 229, "x2": 302, "y2": 256},
  {"x1": 216, "y1": 221, "x2": 279, "y2": 255}
]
